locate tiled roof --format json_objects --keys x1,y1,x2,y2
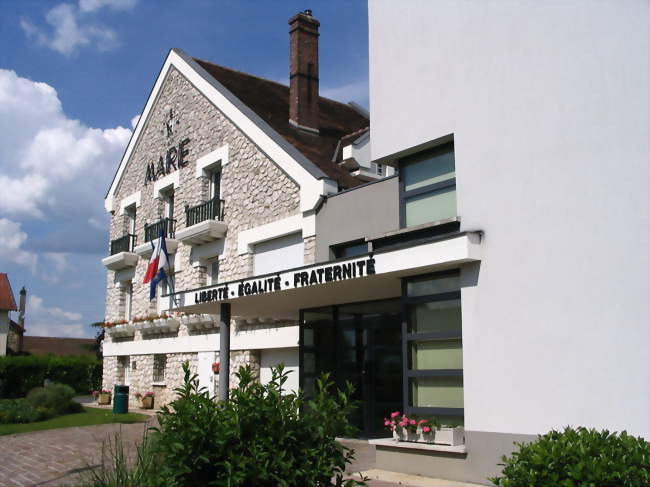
[
  {"x1": 22, "y1": 336, "x2": 97, "y2": 357},
  {"x1": 0, "y1": 274, "x2": 17, "y2": 311},
  {"x1": 194, "y1": 59, "x2": 369, "y2": 189}
]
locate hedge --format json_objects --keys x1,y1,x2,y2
[{"x1": 0, "y1": 355, "x2": 102, "y2": 398}]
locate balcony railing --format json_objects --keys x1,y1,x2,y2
[
  {"x1": 145, "y1": 218, "x2": 176, "y2": 243},
  {"x1": 185, "y1": 197, "x2": 224, "y2": 227},
  {"x1": 110, "y1": 234, "x2": 137, "y2": 255}
]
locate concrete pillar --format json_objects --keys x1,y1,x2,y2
[{"x1": 219, "y1": 303, "x2": 231, "y2": 401}]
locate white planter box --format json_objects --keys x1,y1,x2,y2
[
  {"x1": 433, "y1": 427, "x2": 464, "y2": 446},
  {"x1": 107, "y1": 323, "x2": 135, "y2": 337},
  {"x1": 180, "y1": 314, "x2": 216, "y2": 331},
  {"x1": 135, "y1": 318, "x2": 179, "y2": 335},
  {"x1": 393, "y1": 426, "x2": 464, "y2": 446}
]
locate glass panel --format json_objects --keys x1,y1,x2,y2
[
  {"x1": 411, "y1": 339, "x2": 463, "y2": 369},
  {"x1": 407, "y1": 275, "x2": 460, "y2": 298},
  {"x1": 404, "y1": 186, "x2": 457, "y2": 227},
  {"x1": 403, "y1": 150, "x2": 455, "y2": 191},
  {"x1": 411, "y1": 376, "x2": 463, "y2": 409},
  {"x1": 303, "y1": 328, "x2": 314, "y2": 347},
  {"x1": 409, "y1": 299, "x2": 461, "y2": 334},
  {"x1": 303, "y1": 352, "x2": 315, "y2": 374},
  {"x1": 335, "y1": 242, "x2": 368, "y2": 259}
]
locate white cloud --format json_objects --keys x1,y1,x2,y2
[
  {"x1": 0, "y1": 68, "x2": 131, "y2": 278},
  {"x1": 45, "y1": 253, "x2": 68, "y2": 272},
  {"x1": 321, "y1": 80, "x2": 369, "y2": 106},
  {"x1": 26, "y1": 294, "x2": 87, "y2": 338},
  {"x1": 130, "y1": 114, "x2": 140, "y2": 129},
  {"x1": 0, "y1": 69, "x2": 131, "y2": 224},
  {"x1": 29, "y1": 295, "x2": 82, "y2": 322},
  {"x1": 79, "y1": 0, "x2": 138, "y2": 12},
  {"x1": 20, "y1": 0, "x2": 137, "y2": 56},
  {"x1": 0, "y1": 218, "x2": 37, "y2": 272}
]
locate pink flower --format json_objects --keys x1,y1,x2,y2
[
  {"x1": 419, "y1": 419, "x2": 428, "y2": 424},
  {"x1": 384, "y1": 420, "x2": 391, "y2": 426},
  {"x1": 409, "y1": 419, "x2": 416, "y2": 425},
  {"x1": 390, "y1": 411, "x2": 400, "y2": 418},
  {"x1": 422, "y1": 426, "x2": 431, "y2": 433},
  {"x1": 398, "y1": 421, "x2": 407, "y2": 427}
]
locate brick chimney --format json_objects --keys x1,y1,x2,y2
[
  {"x1": 18, "y1": 287, "x2": 26, "y2": 328},
  {"x1": 289, "y1": 10, "x2": 320, "y2": 133}
]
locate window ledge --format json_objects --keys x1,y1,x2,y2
[
  {"x1": 369, "y1": 217, "x2": 460, "y2": 241},
  {"x1": 151, "y1": 382, "x2": 167, "y2": 387},
  {"x1": 369, "y1": 438, "x2": 467, "y2": 454}
]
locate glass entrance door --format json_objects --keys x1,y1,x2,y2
[{"x1": 301, "y1": 299, "x2": 402, "y2": 438}]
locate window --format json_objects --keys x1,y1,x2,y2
[
  {"x1": 400, "y1": 142, "x2": 456, "y2": 227},
  {"x1": 403, "y1": 270, "x2": 463, "y2": 424},
  {"x1": 124, "y1": 282, "x2": 133, "y2": 321},
  {"x1": 253, "y1": 233, "x2": 304, "y2": 275},
  {"x1": 153, "y1": 354, "x2": 166, "y2": 383},
  {"x1": 125, "y1": 204, "x2": 136, "y2": 235},
  {"x1": 118, "y1": 356, "x2": 130, "y2": 385},
  {"x1": 162, "y1": 188, "x2": 174, "y2": 220},
  {"x1": 158, "y1": 275, "x2": 174, "y2": 313},
  {"x1": 209, "y1": 170, "x2": 221, "y2": 200},
  {"x1": 331, "y1": 240, "x2": 368, "y2": 259},
  {"x1": 207, "y1": 258, "x2": 219, "y2": 285}
]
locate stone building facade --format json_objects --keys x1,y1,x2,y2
[{"x1": 101, "y1": 11, "x2": 369, "y2": 409}]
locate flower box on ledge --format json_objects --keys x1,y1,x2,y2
[
  {"x1": 393, "y1": 426, "x2": 464, "y2": 446},
  {"x1": 106, "y1": 323, "x2": 135, "y2": 338},
  {"x1": 134, "y1": 317, "x2": 180, "y2": 335},
  {"x1": 97, "y1": 392, "x2": 111, "y2": 405},
  {"x1": 180, "y1": 313, "x2": 216, "y2": 331}
]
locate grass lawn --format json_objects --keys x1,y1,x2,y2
[{"x1": 0, "y1": 406, "x2": 149, "y2": 436}]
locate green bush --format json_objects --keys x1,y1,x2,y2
[
  {"x1": 0, "y1": 354, "x2": 101, "y2": 398},
  {"x1": 0, "y1": 398, "x2": 51, "y2": 423},
  {"x1": 490, "y1": 426, "x2": 650, "y2": 487},
  {"x1": 149, "y1": 363, "x2": 366, "y2": 486},
  {"x1": 26, "y1": 383, "x2": 80, "y2": 415}
]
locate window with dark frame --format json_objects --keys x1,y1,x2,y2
[
  {"x1": 402, "y1": 269, "x2": 464, "y2": 425},
  {"x1": 331, "y1": 240, "x2": 368, "y2": 259},
  {"x1": 153, "y1": 354, "x2": 166, "y2": 383},
  {"x1": 399, "y1": 141, "x2": 456, "y2": 228}
]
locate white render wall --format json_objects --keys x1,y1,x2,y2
[{"x1": 369, "y1": 0, "x2": 649, "y2": 437}]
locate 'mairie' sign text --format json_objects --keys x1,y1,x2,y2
[{"x1": 193, "y1": 257, "x2": 376, "y2": 304}]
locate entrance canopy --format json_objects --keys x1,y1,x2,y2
[{"x1": 169, "y1": 232, "x2": 481, "y2": 321}]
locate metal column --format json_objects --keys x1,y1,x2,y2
[{"x1": 219, "y1": 302, "x2": 231, "y2": 401}]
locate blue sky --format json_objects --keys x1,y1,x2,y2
[{"x1": 0, "y1": 0, "x2": 369, "y2": 338}]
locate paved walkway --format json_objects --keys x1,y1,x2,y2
[
  {"x1": 0, "y1": 421, "x2": 152, "y2": 486},
  {"x1": 0, "y1": 425, "x2": 475, "y2": 486}
]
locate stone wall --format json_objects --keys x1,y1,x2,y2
[
  {"x1": 105, "y1": 66, "x2": 301, "y2": 322},
  {"x1": 102, "y1": 66, "x2": 307, "y2": 408}
]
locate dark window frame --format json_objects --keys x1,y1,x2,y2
[
  {"x1": 401, "y1": 268, "x2": 464, "y2": 418},
  {"x1": 398, "y1": 141, "x2": 456, "y2": 228},
  {"x1": 330, "y1": 239, "x2": 369, "y2": 260}
]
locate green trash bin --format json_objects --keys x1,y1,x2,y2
[{"x1": 113, "y1": 384, "x2": 129, "y2": 414}]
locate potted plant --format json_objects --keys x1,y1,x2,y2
[
  {"x1": 141, "y1": 391, "x2": 154, "y2": 409},
  {"x1": 97, "y1": 389, "x2": 112, "y2": 405},
  {"x1": 385, "y1": 411, "x2": 464, "y2": 445},
  {"x1": 135, "y1": 391, "x2": 155, "y2": 409}
]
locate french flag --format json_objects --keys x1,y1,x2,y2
[{"x1": 143, "y1": 230, "x2": 170, "y2": 300}]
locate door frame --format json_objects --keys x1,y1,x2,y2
[{"x1": 299, "y1": 297, "x2": 402, "y2": 438}]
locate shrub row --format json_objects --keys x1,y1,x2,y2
[
  {"x1": 0, "y1": 383, "x2": 82, "y2": 424},
  {"x1": 80, "y1": 363, "x2": 366, "y2": 487},
  {"x1": 0, "y1": 355, "x2": 101, "y2": 398},
  {"x1": 492, "y1": 426, "x2": 649, "y2": 487}
]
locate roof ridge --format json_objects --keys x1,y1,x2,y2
[{"x1": 193, "y1": 57, "x2": 369, "y2": 117}]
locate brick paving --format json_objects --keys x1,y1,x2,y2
[
  {"x1": 0, "y1": 421, "x2": 152, "y2": 486},
  {"x1": 0, "y1": 424, "x2": 423, "y2": 487}
]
